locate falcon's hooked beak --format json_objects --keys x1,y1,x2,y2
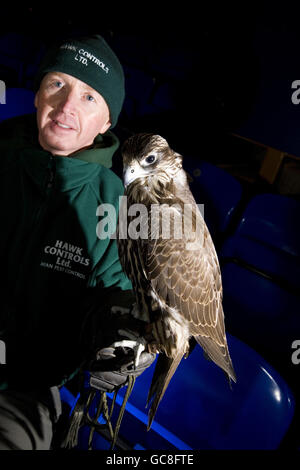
[{"x1": 123, "y1": 163, "x2": 149, "y2": 187}]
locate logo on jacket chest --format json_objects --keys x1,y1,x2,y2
[{"x1": 40, "y1": 239, "x2": 91, "y2": 280}]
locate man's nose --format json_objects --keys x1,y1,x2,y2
[{"x1": 56, "y1": 89, "x2": 78, "y2": 114}]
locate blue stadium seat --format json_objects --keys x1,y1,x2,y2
[
  {"x1": 183, "y1": 158, "x2": 243, "y2": 244},
  {"x1": 0, "y1": 87, "x2": 36, "y2": 122},
  {"x1": 60, "y1": 334, "x2": 295, "y2": 450},
  {"x1": 221, "y1": 193, "x2": 300, "y2": 285},
  {"x1": 219, "y1": 193, "x2": 300, "y2": 374}
]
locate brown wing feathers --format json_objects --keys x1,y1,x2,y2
[{"x1": 145, "y1": 207, "x2": 236, "y2": 380}]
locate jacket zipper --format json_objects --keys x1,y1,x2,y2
[{"x1": 32, "y1": 156, "x2": 55, "y2": 227}]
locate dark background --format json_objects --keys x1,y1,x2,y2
[
  {"x1": 0, "y1": 3, "x2": 299, "y2": 450},
  {"x1": 2, "y1": 4, "x2": 300, "y2": 191}
]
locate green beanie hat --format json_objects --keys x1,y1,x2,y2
[{"x1": 35, "y1": 35, "x2": 125, "y2": 128}]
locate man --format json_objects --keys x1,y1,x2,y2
[{"x1": 0, "y1": 35, "x2": 154, "y2": 450}]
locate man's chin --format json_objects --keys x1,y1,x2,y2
[{"x1": 39, "y1": 134, "x2": 78, "y2": 156}]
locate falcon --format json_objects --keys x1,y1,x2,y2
[{"x1": 116, "y1": 133, "x2": 236, "y2": 430}]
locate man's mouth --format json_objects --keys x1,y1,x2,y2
[{"x1": 53, "y1": 120, "x2": 75, "y2": 130}]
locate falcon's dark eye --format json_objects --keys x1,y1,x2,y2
[{"x1": 145, "y1": 154, "x2": 156, "y2": 164}]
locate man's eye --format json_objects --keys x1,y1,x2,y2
[
  {"x1": 86, "y1": 94, "x2": 95, "y2": 102},
  {"x1": 54, "y1": 81, "x2": 63, "y2": 88}
]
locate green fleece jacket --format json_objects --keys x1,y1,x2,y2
[{"x1": 0, "y1": 113, "x2": 132, "y2": 390}]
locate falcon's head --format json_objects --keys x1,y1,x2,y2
[{"x1": 121, "y1": 133, "x2": 183, "y2": 188}]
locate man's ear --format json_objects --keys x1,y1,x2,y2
[{"x1": 99, "y1": 119, "x2": 111, "y2": 134}]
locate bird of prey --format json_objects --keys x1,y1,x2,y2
[{"x1": 116, "y1": 133, "x2": 236, "y2": 430}]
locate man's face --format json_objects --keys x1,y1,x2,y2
[{"x1": 34, "y1": 72, "x2": 111, "y2": 156}]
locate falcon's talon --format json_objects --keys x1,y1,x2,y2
[
  {"x1": 114, "y1": 329, "x2": 147, "y2": 368},
  {"x1": 111, "y1": 339, "x2": 139, "y2": 350},
  {"x1": 134, "y1": 342, "x2": 146, "y2": 368}
]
